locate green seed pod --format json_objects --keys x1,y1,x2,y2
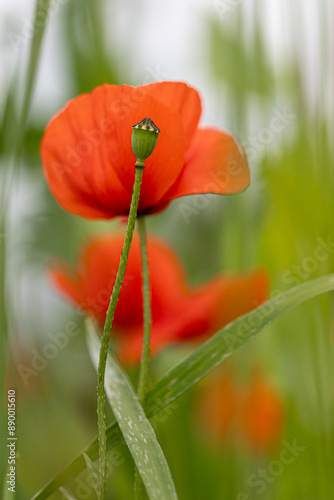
[{"x1": 131, "y1": 117, "x2": 160, "y2": 167}]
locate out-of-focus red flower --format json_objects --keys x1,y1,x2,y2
[
  {"x1": 40, "y1": 82, "x2": 249, "y2": 219},
  {"x1": 197, "y1": 370, "x2": 238, "y2": 441},
  {"x1": 50, "y1": 233, "x2": 268, "y2": 363},
  {"x1": 197, "y1": 368, "x2": 285, "y2": 453},
  {"x1": 238, "y1": 373, "x2": 285, "y2": 453}
]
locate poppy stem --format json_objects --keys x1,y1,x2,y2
[
  {"x1": 137, "y1": 215, "x2": 152, "y2": 402},
  {"x1": 133, "y1": 215, "x2": 152, "y2": 499},
  {"x1": 97, "y1": 166, "x2": 144, "y2": 500}
]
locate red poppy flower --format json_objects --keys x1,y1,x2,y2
[
  {"x1": 50, "y1": 233, "x2": 268, "y2": 363},
  {"x1": 197, "y1": 370, "x2": 238, "y2": 441},
  {"x1": 40, "y1": 82, "x2": 249, "y2": 219},
  {"x1": 239, "y1": 373, "x2": 285, "y2": 452},
  {"x1": 197, "y1": 368, "x2": 285, "y2": 453}
]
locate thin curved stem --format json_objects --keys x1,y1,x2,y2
[
  {"x1": 97, "y1": 166, "x2": 144, "y2": 499},
  {"x1": 134, "y1": 216, "x2": 152, "y2": 499}
]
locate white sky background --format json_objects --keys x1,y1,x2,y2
[{"x1": 0, "y1": 0, "x2": 332, "y2": 125}]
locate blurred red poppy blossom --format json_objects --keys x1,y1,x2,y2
[
  {"x1": 238, "y1": 373, "x2": 285, "y2": 452},
  {"x1": 197, "y1": 368, "x2": 285, "y2": 453},
  {"x1": 40, "y1": 82, "x2": 249, "y2": 219},
  {"x1": 197, "y1": 370, "x2": 238, "y2": 441},
  {"x1": 50, "y1": 233, "x2": 268, "y2": 363}
]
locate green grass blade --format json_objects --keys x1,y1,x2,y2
[
  {"x1": 145, "y1": 274, "x2": 334, "y2": 412},
  {"x1": 0, "y1": 0, "x2": 51, "y2": 494},
  {"x1": 31, "y1": 274, "x2": 334, "y2": 498},
  {"x1": 86, "y1": 321, "x2": 178, "y2": 500},
  {"x1": 31, "y1": 426, "x2": 122, "y2": 499},
  {"x1": 20, "y1": 0, "x2": 51, "y2": 134}
]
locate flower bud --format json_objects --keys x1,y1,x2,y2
[{"x1": 131, "y1": 117, "x2": 160, "y2": 167}]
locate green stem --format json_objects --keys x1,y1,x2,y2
[
  {"x1": 134, "y1": 216, "x2": 152, "y2": 500},
  {"x1": 137, "y1": 216, "x2": 152, "y2": 402},
  {"x1": 97, "y1": 166, "x2": 144, "y2": 499}
]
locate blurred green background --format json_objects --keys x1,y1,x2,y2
[{"x1": 1, "y1": 0, "x2": 334, "y2": 498}]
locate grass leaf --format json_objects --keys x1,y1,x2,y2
[
  {"x1": 86, "y1": 321, "x2": 178, "y2": 500},
  {"x1": 31, "y1": 274, "x2": 334, "y2": 498}
]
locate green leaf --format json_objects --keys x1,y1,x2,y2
[
  {"x1": 86, "y1": 321, "x2": 178, "y2": 500},
  {"x1": 31, "y1": 275, "x2": 334, "y2": 499}
]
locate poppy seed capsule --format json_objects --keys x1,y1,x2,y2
[{"x1": 131, "y1": 117, "x2": 160, "y2": 167}]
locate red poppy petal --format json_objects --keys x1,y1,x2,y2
[
  {"x1": 41, "y1": 94, "x2": 132, "y2": 219},
  {"x1": 166, "y1": 127, "x2": 250, "y2": 200},
  {"x1": 116, "y1": 235, "x2": 190, "y2": 329},
  {"x1": 145, "y1": 270, "x2": 268, "y2": 345},
  {"x1": 205, "y1": 270, "x2": 269, "y2": 333},
  {"x1": 49, "y1": 232, "x2": 191, "y2": 336},
  {"x1": 143, "y1": 81, "x2": 202, "y2": 148},
  {"x1": 148, "y1": 238, "x2": 189, "y2": 311},
  {"x1": 81, "y1": 234, "x2": 190, "y2": 327},
  {"x1": 79, "y1": 234, "x2": 143, "y2": 328}
]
